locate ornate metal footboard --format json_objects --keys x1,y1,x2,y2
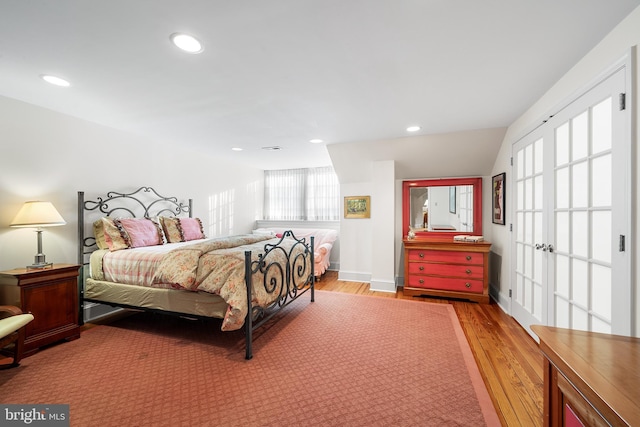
[
  {"x1": 244, "y1": 231, "x2": 315, "y2": 359},
  {"x1": 77, "y1": 186, "x2": 315, "y2": 360}
]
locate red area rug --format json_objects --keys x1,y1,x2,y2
[{"x1": 0, "y1": 291, "x2": 499, "y2": 426}]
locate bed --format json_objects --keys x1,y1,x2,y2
[{"x1": 76, "y1": 186, "x2": 315, "y2": 359}]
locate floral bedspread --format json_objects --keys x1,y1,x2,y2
[{"x1": 153, "y1": 234, "x2": 310, "y2": 331}]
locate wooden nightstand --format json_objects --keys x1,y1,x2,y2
[
  {"x1": 532, "y1": 325, "x2": 640, "y2": 426},
  {"x1": 0, "y1": 264, "x2": 80, "y2": 356}
]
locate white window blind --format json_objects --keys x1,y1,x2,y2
[{"x1": 264, "y1": 166, "x2": 340, "y2": 220}]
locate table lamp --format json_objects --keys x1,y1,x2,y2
[{"x1": 10, "y1": 201, "x2": 66, "y2": 269}]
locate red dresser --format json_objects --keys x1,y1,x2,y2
[{"x1": 403, "y1": 237, "x2": 491, "y2": 303}]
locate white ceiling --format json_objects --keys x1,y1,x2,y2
[{"x1": 1, "y1": 1, "x2": 639, "y2": 171}]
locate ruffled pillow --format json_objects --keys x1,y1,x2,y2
[
  {"x1": 101, "y1": 217, "x2": 164, "y2": 251},
  {"x1": 93, "y1": 219, "x2": 109, "y2": 250},
  {"x1": 101, "y1": 218, "x2": 129, "y2": 251},
  {"x1": 160, "y1": 217, "x2": 205, "y2": 243}
]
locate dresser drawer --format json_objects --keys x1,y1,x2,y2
[
  {"x1": 407, "y1": 250, "x2": 482, "y2": 264},
  {"x1": 408, "y1": 263, "x2": 483, "y2": 278},
  {"x1": 407, "y1": 276, "x2": 483, "y2": 293}
]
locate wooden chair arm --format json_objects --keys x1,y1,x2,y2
[{"x1": 0, "y1": 305, "x2": 24, "y2": 320}]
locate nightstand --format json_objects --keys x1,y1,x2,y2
[{"x1": 0, "y1": 264, "x2": 80, "y2": 356}]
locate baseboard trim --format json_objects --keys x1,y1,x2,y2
[
  {"x1": 369, "y1": 279, "x2": 396, "y2": 293},
  {"x1": 490, "y1": 285, "x2": 511, "y2": 315},
  {"x1": 338, "y1": 270, "x2": 371, "y2": 283}
]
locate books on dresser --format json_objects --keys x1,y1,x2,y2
[{"x1": 453, "y1": 235, "x2": 485, "y2": 243}]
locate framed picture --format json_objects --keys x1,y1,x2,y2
[
  {"x1": 344, "y1": 196, "x2": 371, "y2": 219},
  {"x1": 449, "y1": 186, "x2": 456, "y2": 214},
  {"x1": 492, "y1": 173, "x2": 505, "y2": 225}
]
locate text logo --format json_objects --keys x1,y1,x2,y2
[{"x1": 1, "y1": 405, "x2": 69, "y2": 426}]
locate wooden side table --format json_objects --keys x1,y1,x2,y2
[
  {"x1": 532, "y1": 325, "x2": 640, "y2": 426},
  {"x1": 0, "y1": 264, "x2": 80, "y2": 356}
]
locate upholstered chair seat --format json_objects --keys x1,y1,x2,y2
[{"x1": 0, "y1": 305, "x2": 34, "y2": 369}]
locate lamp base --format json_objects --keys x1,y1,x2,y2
[
  {"x1": 28, "y1": 253, "x2": 52, "y2": 270},
  {"x1": 27, "y1": 262, "x2": 53, "y2": 270}
]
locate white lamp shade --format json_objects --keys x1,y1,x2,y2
[{"x1": 10, "y1": 201, "x2": 66, "y2": 228}]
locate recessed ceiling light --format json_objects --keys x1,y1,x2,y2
[
  {"x1": 231, "y1": 147, "x2": 243, "y2": 151},
  {"x1": 41, "y1": 75, "x2": 70, "y2": 87},
  {"x1": 262, "y1": 146, "x2": 282, "y2": 151},
  {"x1": 406, "y1": 126, "x2": 421, "y2": 132},
  {"x1": 309, "y1": 139, "x2": 324, "y2": 144},
  {"x1": 170, "y1": 33, "x2": 203, "y2": 54}
]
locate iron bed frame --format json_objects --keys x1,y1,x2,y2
[{"x1": 77, "y1": 186, "x2": 314, "y2": 359}]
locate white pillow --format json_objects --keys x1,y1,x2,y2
[{"x1": 252, "y1": 229, "x2": 276, "y2": 237}]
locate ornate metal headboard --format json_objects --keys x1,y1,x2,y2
[{"x1": 77, "y1": 186, "x2": 192, "y2": 267}]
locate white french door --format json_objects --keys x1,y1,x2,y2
[{"x1": 511, "y1": 64, "x2": 631, "y2": 336}]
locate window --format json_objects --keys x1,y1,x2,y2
[{"x1": 264, "y1": 167, "x2": 340, "y2": 220}]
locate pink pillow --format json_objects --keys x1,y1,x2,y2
[
  {"x1": 115, "y1": 218, "x2": 163, "y2": 248},
  {"x1": 180, "y1": 218, "x2": 205, "y2": 241},
  {"x1": 160, "y1": 217, "x2": 205, "y2": 243}
]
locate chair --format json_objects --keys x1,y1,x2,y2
[{"x1": 0, "y1": 305, "x2": 34, "y2": 369}]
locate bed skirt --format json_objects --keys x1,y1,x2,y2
[{"x1": 85, "y1": 278, "x2": 229, "y2": 319}]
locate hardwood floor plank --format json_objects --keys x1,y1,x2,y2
[
  {"x1": 464, "y1": 304, "x2": 544, "y2": 419},
  {"x1": 458, "y1": 315, "x2": 521, "y2": 426},
  {"x1": 315, "y1": 270, "x2": 544, "y2": 427},
  {"x1": 455, "y1": 302, "x2": 539, "y2": 426}
]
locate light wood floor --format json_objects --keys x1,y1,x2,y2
[{"x1": 315, "y1": 270, "x2": 543, "y2": 427}]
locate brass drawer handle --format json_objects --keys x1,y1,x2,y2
[
  {"x1": 419, "y1": 279, "x2": 424, "y2": 284},
  {"x1": 465, "y1": 269, "x2": 472, "y2": 274},
  {"x1": 419, "y1": 266, "x2": 425, "y2": 271},
  {"x1": 465, "y1": 282, "x2": 471, "y2": 288},
  {"x1": 419, "y1": 253, "x2": 425, "y2": 258},
  {"x1": 466, "y1": 255, "x2": 472, "y2": 261}
]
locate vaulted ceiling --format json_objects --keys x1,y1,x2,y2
[{"x1": 1, "y1": 1, "x2": 638, "y2": 173}]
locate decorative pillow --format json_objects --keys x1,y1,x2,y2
[
  {"x1": 101, "y1": 217, "x2": 130, "y2": 251},
  {"x1": 148, "y1": 216, "x2": 167, "y2": 244},
  {"x1": 252, "y1": 229, "x2": 276, "y2": 237},
  {"x1": 116, "y1": 218, "x2": 164, "y2": 248},
  {"x1": 101, "y1": 217, "x2": 164, "y2": 251},
  {"x1": 180, "y1": 218, "x2": 205, "y2": 241},
  {"x1": 160, "y1": 217, "x2": 182, "y2": 243},
  {"x1": 160, "y1": 217, "x2": 205, "y2": 243},
  {"x1": 93, "y1": 219, "x2": 109, "y2": 250}
]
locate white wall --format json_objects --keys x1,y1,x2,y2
[
  {"x1": 488, "y1": 6, "x2": 640, "y2": 333},
  {"x1": 370, "y1": 160, "x2": 395, "y2": 292},
  {"x1": 338, "y1": 181, "x2": 373, "y2": 282},
  {"x1": 0, "y1": 96, "x2": 264, "y2": 271}
]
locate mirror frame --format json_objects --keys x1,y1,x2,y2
[{"x1": 402, "y1": 177, "x2": 483, "y2": 238}]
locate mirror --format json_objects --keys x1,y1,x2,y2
[{"x1": 402, "y1": 177, "x2": 483, "y2": 237}]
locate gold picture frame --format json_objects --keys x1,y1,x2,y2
[
  {"x1": 492, "y1": 172, "x2": 505, "y2": 225},
  {"x1": 344, "y1": 196, "x2": 371, "y2": 219}
]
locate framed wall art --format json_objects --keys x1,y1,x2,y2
[
  {"x1": 492, "y1": 173, "x2": 505, "y2": 225},
  {"x1": 344, "y1": 196, "x2": 371, "y2": 219}
]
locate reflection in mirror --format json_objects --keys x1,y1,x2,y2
[
  {"x1": 402, "y1": 177, "x2": 483, "y2": 237},
  {"x1": 409, "y1": 185, "x2": 473, "y2": 232}
]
